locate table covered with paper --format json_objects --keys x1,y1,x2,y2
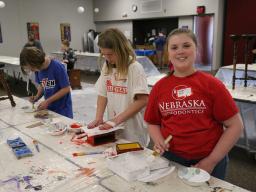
[
  {"x1": 215, "y1": 64, "x2": 256, "y2": 155},
  {"x1": 0, "y1": 96, "x2": 249, "y2": 192}
]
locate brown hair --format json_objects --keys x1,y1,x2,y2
[
  {"x1": 20, "y1": 47, "x2": 45, "y2": 74},
  {"x1": 166, "y1": 28, "x2": 197, "y2": 48},
  {"x1": 166, "y1": 28, "x2": 197, "y2": 76},
  {"x1": 62, "y1": 39, "x2": 70, "y2": 47},
  {"x1": 98, "y1": 28, "x2": 136, "y2": 77}
]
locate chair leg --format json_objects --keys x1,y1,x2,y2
[{"x1": 0, "y1": 69, "x2": 16, "y2": 107}]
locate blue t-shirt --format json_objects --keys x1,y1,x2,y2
[{"x1": 35, "y1": 59, "x2": 73, "y2": 118}]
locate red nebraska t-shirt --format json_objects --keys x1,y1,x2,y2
[{"x1": 144, "y1": 71, "x2": 239, "y2": 159}]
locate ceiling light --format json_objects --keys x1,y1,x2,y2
[
  {"x1": 94, "y1": 8, "x2": 99, "y2": 13},
  {"x1": 77, "y1": 6, "x2": 85, "y2": 13},
  {"x1": 0, "y1": 1, "x2": 6, "y2": 8}
]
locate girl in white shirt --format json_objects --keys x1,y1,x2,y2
[{"x1": 87, "y1": 28, "x2": 150, "y2": 147}]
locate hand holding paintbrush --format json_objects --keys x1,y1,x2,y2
[{"x1": 152, "y1": 135, "x2": 172, "y2": 156}]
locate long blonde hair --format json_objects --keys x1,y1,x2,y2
[{"x1": 98, "y1": 28, "x2": 136, "y2": 77}]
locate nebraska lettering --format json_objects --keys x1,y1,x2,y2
[
  {"x1": 159, "y1": 100, "x2": 206, "y2": 111},
  {"x1": 107, "y1": 85, "x2": 128, "y2": 94}
]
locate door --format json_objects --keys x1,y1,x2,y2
[{"x1": 193, "y1": 14, "x2": 214, "y2": 71}]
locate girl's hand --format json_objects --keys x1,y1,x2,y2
[
  {"x1": 193, "y1": 156, "x2": 217, "y2": 174},
  {"x1": 153, "y1": 138, "x2": 170, "y2": 155},
  {"x1": 98, "y1": 120, "x2": 116, "y2": 130},
  {"x1": 87, "y1": 119, "x2": 103, "y2": 129}
]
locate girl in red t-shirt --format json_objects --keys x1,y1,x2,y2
[{"x1": 144, "y1": 28, "x2": 243, "y2": 180}]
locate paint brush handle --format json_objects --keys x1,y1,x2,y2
[
  {"x1": 72, "y1": 151, "x2": 103, "y2": 157},
  {"x1": 33, "y1": 139, "x2": 40, "y2": 152},
  {"x1": 152, "y1": 135, "x2": 173, "y2": 156},
  {"x1": 31, "y1": 94, "x2": 35, "y2": 109}
]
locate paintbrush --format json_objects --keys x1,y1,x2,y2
[
  {"x1": 32, "y1": 139, "x2": 40, "y2": 152},
  {"x1": 72, "y1": 151, "x2": 104, "y2": 157},
  {"x1": 152, "y1": 135, "x2": 173, "y2": 156},
  {"x1": 32, "y1": 94, "x2": 35, "y2": 109}
]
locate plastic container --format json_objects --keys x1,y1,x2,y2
[
  {"x1": 47, "y1": 122, "x2": 67, "y2": 136},
  {"x1": 178, "y1": 167, "x2": 210, "y2": 186}
]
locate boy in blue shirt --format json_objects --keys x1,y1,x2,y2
[{"x1": 20, "y1": 47, "x2": 73, "y2": 118}]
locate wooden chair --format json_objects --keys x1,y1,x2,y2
[
  {"x1": 69, "y1": 69, "x2": 82, "y2": 90},
  {"x1": 0, "y1": 63, "x2": 16, "y2": 107}
]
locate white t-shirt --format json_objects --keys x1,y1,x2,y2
[{"x1": 96, "y1": 61, "x2": 150, "y2": 146}]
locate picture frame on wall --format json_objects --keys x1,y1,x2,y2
[
  {"x1": 0, "y1": 23, "x2": 2, "y2": 43},
  {"x1": 60, "y1": 23, "x2": 71, "y2": 41},
  {"x1": 27, "y1": 22, "x2": 40, "y2": 40}
]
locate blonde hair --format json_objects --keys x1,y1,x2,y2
[{"x1": 98, "y1": 28, "x2": 136, "y2": 77}]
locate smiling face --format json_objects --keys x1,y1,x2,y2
[{"x1": 167, "y1": 32, "x2": 197, "y2": 77}]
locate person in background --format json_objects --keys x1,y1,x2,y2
[
  {"x1": 87, "y1": 28, "x2": 150, "y2": 147},
  {"x1": 154, "y1": 31, "x2": 166, "y2": 69},
  {"x1": 144, "y1": 28, "x2": 243, "y2": 180},
  {"x1": 20, "y1": 47, "x2": 73, "y2": 118},
  {"x1": 24, "y1": 31, "x2": 43, "y2": 51},
  {"x1": 61, "y1": 39, "x2": 77, "y2": 72}
]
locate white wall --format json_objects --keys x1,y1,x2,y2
[
  {"x1": 93, "y1": 0, "x2": 220, "y2": 21},
  {"x1": 0, "y1": 0, "x2": 95, "y2": 57},
  {"x1": 93, "y1": 0, "x2": 224, "y2": 71},
  {"x1": 178, "y1": 16, "x2": 194, "y2": 31},
  {"x1": 0, "y1": 0, "x2": 23, "y2": 56},
  {"x1": 95, "y1": 21, "x2": 133, "y2": 40}
]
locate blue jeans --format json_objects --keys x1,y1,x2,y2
[{"x1": 163, "y1": 151, "x2": 228, "y2": 180}]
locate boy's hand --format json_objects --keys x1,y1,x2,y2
[
  {"x1": 29, "y1": 95, "x2": 37, "y2": 103},
  {"x1": 37, "y1": 100, "x2": 49, "y2": 110}
]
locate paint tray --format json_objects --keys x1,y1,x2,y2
[
  {"x1": 7, "y1": 137, "x2": 26, "y2": 148},
  {"x1": 12, "y1": 146, "x2": 33, "y2": 159},
  {"x1": 7, "y1": 137, "x2": 33, "y2": 159},
  {"x1": 116, "y1": 142, "x2": 143, "y2": 154}
]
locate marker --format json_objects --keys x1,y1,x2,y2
[
  {"x1": 72, "y1": 151, "x2": 103, "y2": 157},
  {"x1": 32, "y1": 140, "x2": 40, "y2": 152}
]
